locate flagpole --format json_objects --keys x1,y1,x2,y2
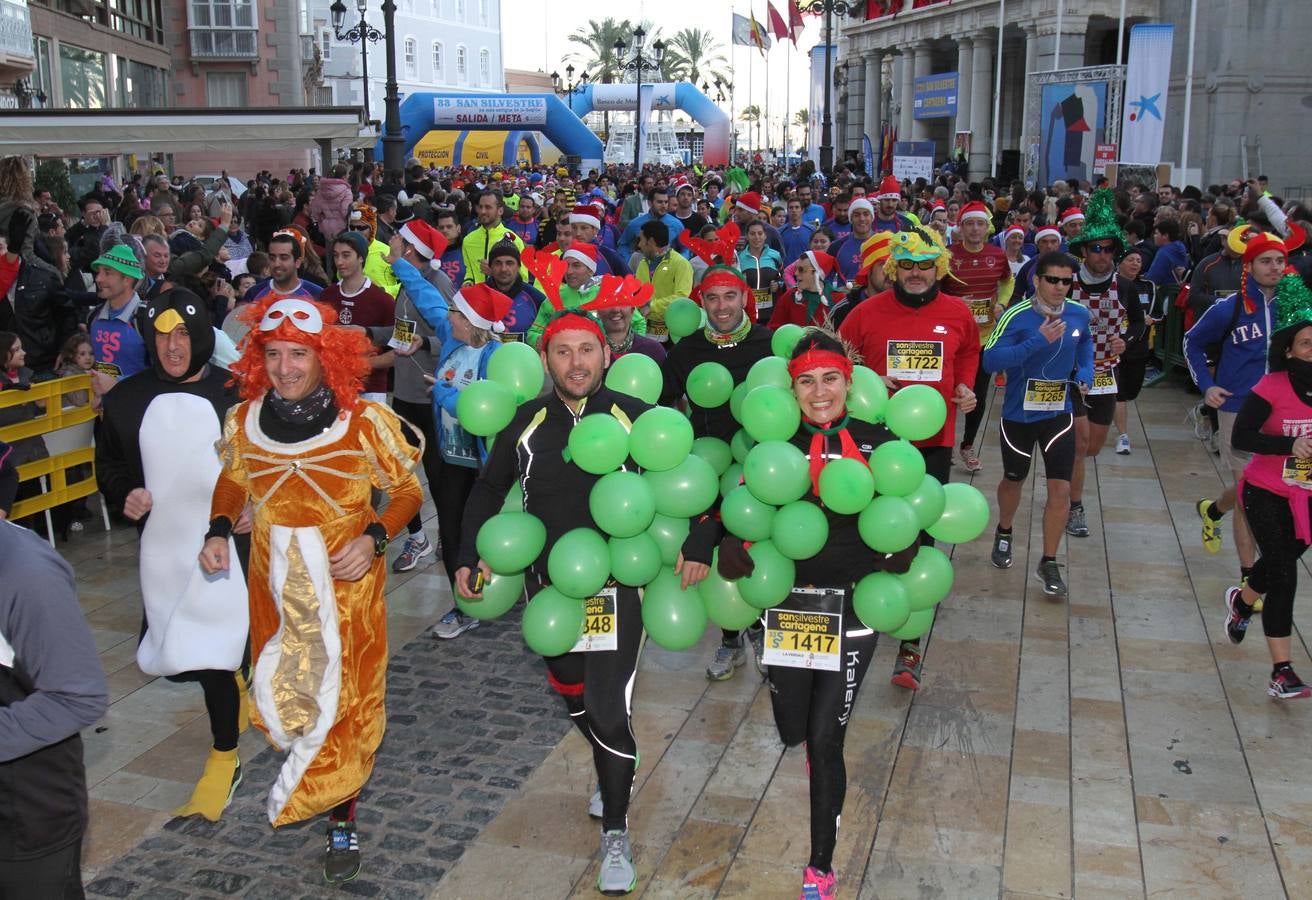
[
  {"x1": 765, "y1": 43, "x2": 772, "y2": 158},
  {"x1": 748, "y1": 42, "x2": 754, "y2": 156},
  {"x1": 784, "y1": 43, "x2": 791, "y2": 167},
  {"x1": 1180, "y1": 0, "x2": 1197, "y2": 177}
]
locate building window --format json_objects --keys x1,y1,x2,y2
[
  {"x1": 188, "y1": 0, "x2": 258, "y2": 58},
  {"x1": 455, "y1": 44, "x2": 466, "y2": 80},
  {"x1": 117, "y1": 57, "x2": 166, "y2": 108},
  {"x1": 432, "y1": 41, "x2": 443, "y2": 79},
  {"x1": 479, "y1": 48, "x2": 489, "y2": 85},
  {"x1": 320, "y1": 28, "x2": 331, "y2": 61},
  {"x1": 206, "y1": 70, "x2": 247, "y2": 106},
  {"x1": 478, "y1": 0, "x2": 487, "y2": 24},
  {"x1": 59, "y1": 44, "x2": 106, "y2": 109},
  {"x1": 454, "y1": 0, "x2": 464, "y2": 20},
  {"x1": 404, "y1": 37, "x2": 416, "y2": 79},
  {"x1": 33, "y1": 37, "x2": 54, "y2": 108}
]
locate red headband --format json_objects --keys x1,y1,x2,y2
[
  {"x1": 788, "y1": 349, "x2": 855, "y2": 380},
  {"x1": 540, "y1": 311, "x2": 604, "y2": 349},
  {"x1": 699, "y1": 269, "x2": 749, "y2": 294}
]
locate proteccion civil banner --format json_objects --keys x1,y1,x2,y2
[{"x1": 1119, "y1": 24, "x2": 1174, "y2": 164}]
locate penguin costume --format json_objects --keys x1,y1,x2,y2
[{"x1": 96, "y1": 286, "x2": 251, "y2": 821}]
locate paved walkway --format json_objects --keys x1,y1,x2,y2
[{"x1": 66, "y1": 378, "x2": 1312, "y2": 898}]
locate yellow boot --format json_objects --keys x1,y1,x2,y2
[
  {"x1": 235, "y1": 669, "x2": 251, "y2": 734},
  {"x1": 173, "y1": 748, "x2": 241, "y2": 822}
]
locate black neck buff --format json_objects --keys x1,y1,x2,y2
[
  {"x1": 893, "y1": 281, "x2": 940, "y2": 308},
  {"x1": 263, "y1": 384, "x2": 338, "y2": 442},
  {"x1": 1286, "y1": 358, "x2": 1312, "y2": 403}
]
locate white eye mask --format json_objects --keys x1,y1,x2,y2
[{"x1": 259, "y1": 298, "x2": 324, "y2": 334}]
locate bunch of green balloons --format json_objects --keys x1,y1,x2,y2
[{"x1": 456, "y1": 341, "x2": 545, "y2": 436}]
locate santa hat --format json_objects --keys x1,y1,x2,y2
[
  {"x1": 848, "y1": 198, "x2": 874, "y2": 217},
  {"x1": 569, "y1": 205, "x2": 601, "y2": 230},
  {"x1": 931, "y1": 199, "x2": 946, "y2": 211},
  {"x1": 1003, "y1": 225, "x2": 1026, "y2": 242},
  {"x1": 802, "y1": 250, "x2": 836, "y2": 282},
  {"x1": 562, "y1": 241, "x2": 598, "y2": 273},
  {"x1": 672, "y1": 176, "x2": 694, "y2": 194},
  {"x1": 877, "y1": 176, "x2": 902, "y2": 201},
  {"x1": 1034, "y1": 226, "x2": 1062, "y2": 243},
  {"x1": 399, "y1": 220, "x2": 448, "y2": 269},
  {"x1": 959, "y1": 201, "x2": 991, "y2": 224},
  {"x1": 1060, "y1": 207, "x2": 1086, "y2": 226},
  {"x1": 452, "y1": 283, "x2": 513, "y2": 333},
  {"x1": 734, "y1": 192, "x2": 762, "y2": 214}
]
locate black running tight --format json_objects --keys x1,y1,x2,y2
[
  {"x1": 537, "y1": 582, "x2": 643, "y2": 833},
  {"x1": 960, "y1": 364, "x2": 993, "y2": 450},
  {"x1": 1241, "y1": 482, "x2": 1310, "y2": 639},
  {"x1": 391, "y1": 397, "x2": 442, "y2": 537},
  {"x1": 194, "y1": 670, "x2": 240, "y2": 752},
  {"x1": 768, "y1": 618, "x2": 879, "y2": 873}
]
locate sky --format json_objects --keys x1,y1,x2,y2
[{"x1": 501, "y1": 0, "x2": 834, "y2": 149}]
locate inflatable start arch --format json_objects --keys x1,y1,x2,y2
[{"x1": 566, "y1": 83, "x2": 730, "y2": 167}]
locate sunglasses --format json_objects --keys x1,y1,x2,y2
[
  {"x1": 1084, "y1": 242, "x2": 1115, "y2": 254},
  {"x1": 896, "y1": 259, "x2": 937, "y2": 271},
  {"x1": 1041, "y1": 275, "x2": 1074, "y2": 286}
]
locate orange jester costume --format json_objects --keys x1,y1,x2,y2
[{"x1": 209, "y1": 296, "x2": 422, "y2": 826}]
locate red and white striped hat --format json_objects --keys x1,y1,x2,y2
[
  {"x1": 569, "y1": 205, "x2": 601, "y2": 230},
  {"x1": 562, "y1": 241, "x2": 598, "y2": 273}
]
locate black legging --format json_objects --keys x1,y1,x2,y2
[
  {"x1": 433, "y1": 459, "x2": 477, "y2": 589},
  {"x1": 1241, "y1": 482, "x2": 1310, "y2": 639},
  {"x1": 534, "y1": 580, "x2": 643, "y2": 832},
  {"x1": 195, "y1": 670, "x2": 240, "y2": 752},
  {"x1": 0, "y1": 836, "x2": 85, "y2": 899},
  {"x1": 391, "y1": 397, "x2": 442, "y2": 537},
  {"x1": 960, "y1": 365, "x2": 993, "y2": 450},
  {"x1": 768, "y1": 609, "x2": 878, "y2": 873}
]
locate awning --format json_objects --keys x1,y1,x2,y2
[{"x1": 0, "y1": 107, "x2": 375, "y2": 156}]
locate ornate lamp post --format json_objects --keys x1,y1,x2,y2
[
  {"x1": 613, "y1": 26, "x2": 666, "y2": 172},
  {"x1": 797, "y1": 0, "x2": 863, "y2": 173},
  {"x1": 330, "y1": 0, "x2": 400, "y2": 169},
  {"x1": 329, "y1": 0, "x2": 381, "y2": 126}
]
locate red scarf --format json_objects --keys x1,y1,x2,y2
[{"x1": 802, "y1": 412, "x2": 868, "y2": 498}]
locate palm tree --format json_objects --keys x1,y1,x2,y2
[
  {"x1": 793, "y1": 108, "x2": 809, "y2": 128},
  {"x1": 740, "y1": 105, "x2": 761, "y2": 151},
  {"x1": 664, "y1": 28, "x2": 730, "y2": 87}
]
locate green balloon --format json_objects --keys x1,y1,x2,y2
[
  {"x1": 647, "y1": 513, "x2": 690, "y2": 566},
  {"x1": 457, "y1": 571, "x2": 525, "y2": 621},
  {"x1": 904, "y1": 474, "x2": 946, "y2": 530},
  {"x1": 818, "y1": 458, "x2": 875, "y2": 515},
  {"x1": 609, "y1": 533, "x2": 663, "y2": 587},
  {"x1": 737, "y1": 541, "x2": 796, "y2": 609},
  {"x1": 521, "y1": 586, "x2": 585, "y2": 656},
  {"x1": 687, "y1": 362, "x2": 734, "y2": 408},
  {"x1": 644, "y1": 455, "x2": 719, "y2": 518},
  {"x1": 606, "y1": 352, "x2": 663, "y2": 404},
  {"x1": 729, "y1": 382, "x2": 751, "y2": 424},
  {"x1": 742, "y1": 440, "x2": 810, "y2": 506},
  {"x1": 628, "y1": 407, "x2": 694, "y2": 472},
  {"x1": 721, "y1": 485, "x2": 777, "y2": 542},
  {"x1": 690, "y1": 437, "x2": 733, "y2": 476},
  {"x1": 720, "y1": 462, "x2": 744, "y2": 497},
  {"x1": 884, "y1": 384, "x2": 947, "y2": 442},
  {"x1": 475, "y1": 511, "x2": 547, "y2": 574},
  {"x1": 730, "y1": 428, "x2": 757, "y2": 464},
  {"x1": 567, "y1": 414, "x2": 631, "y2": 475},
  {"x1": 500, "y1": 479, "x2": 524, "y2": 512},
  {"x1": 852, "y1": 571, "x2": 911, "y2": 633},
  {"x1": 772, "y1": 323, "x2": 806, "y2": 359},
  {"x1": 665, "y1": 298, "x2": 703, "y2": 339},
  {"x1": 641, "y1": 569, "x2": 709, "y2": 651},
  {"x1": 927, "y1": 483, "x2": 991, "y2": 545},
  {"x1": 699, "y1": 555, "x2": 763, "y2": 630},
  {"x1": 486, "y1": 340, "x2": 544, "y2": 404},
  {"x1": 456, "y1": 379, "x2": 518, "y2": 437},
  {"x1": 847, "y1": 365, "x2": 889, "y2": 424},
  {"x1": 901, "y1": 546, "x2": 954, "y2": 611},
  {"x1": 857, "y1": 495, "x2": 921, "y2": 554},
  {"x1": 741, "y1": 384, "x2": 802, "y2": 443},
  {"x1": 870, "y1": 440, "x2": 927, "y2": 497},
  {"x1": 746, "y1": 356, "x2": 792, "y2": 392},
  {"x1": 590, "y1": 471, "x2": 657, "y2": 538},
  {"x1": 547, "y1": 528, "x2": 610, "y2": 598},
  {"x1": 771, "y1": 500, "x2": 829, "y2": 560},
  {"x1": 890, "y1": 608, "x2": 935, "y2": 641}
]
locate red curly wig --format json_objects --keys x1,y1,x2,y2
[{"x1": 228, "y1": 296, "x2": 373, "y2": 412}]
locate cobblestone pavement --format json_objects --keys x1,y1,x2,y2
[{"x1": 84, "y1": 606, "x2": 571, "y2": 899}]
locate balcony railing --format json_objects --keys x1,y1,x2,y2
[
  {"x1": 0, "y1": 0, "x2": 35, "y2": 60},
  {"x1": 189, "y1": 28, "x2": 258, "y2": 60}
]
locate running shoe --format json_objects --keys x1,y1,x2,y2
[
  {"x1": 1197, "y1": 499, "x2": 1223, "y2": 554},
  {"x1": 1222, "y1": 586, "x2": 1251, "y2": 644},
  {"x1": 1116, "y1": 434, "x2": 1131, "y2": 455},
  {"x1": 1036, "y1": 560, "x2": 1068, "y2": 598},
  {"x1": 1269, "y1": 666, "x2": 1312, "y2": 700},
  {"x1": 1207, "y1": 434, "x2": 1220, "y2": 456},
  {"x1": 801, "y1": 865, "x2": 837, "y2": 900},
  {"x1": 959, "y1": 445, "x2": 983, "y2": 473},
  {"x1": 1065, "y1": 505, "x2": 1089, "y2": 537},
  {"x1": 891, "y1": 641, "x2": 923, "y2": 690},
  {"x1": 430, "y1": 609, "x2": 479, "y2": 640},
  {"x1": 324, "y1": 820, "x2": 361, "y2": 884},
  {"x1": 706, "y1": 640, "x2": 746, "y2": 681},
  {"x1": 597, "y1": 829, "x2": 637, "y2": 895},
  {"x1": 391, "y1": 532, "x2": 435, "y2": 573},
  {"x1": 990, "y1": 531, "x2": 1013, "y2": 569},
  {"x1": 1187, "y1": 402, "x2": 1213, "y2": 441}
]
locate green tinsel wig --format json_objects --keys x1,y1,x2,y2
[
  {"x1": 1068, "y1": 188, "x2": 1124, "y2": 253},
  {"x1": 1266, "y1": 269, "x2": 1312, "y2": 370}
]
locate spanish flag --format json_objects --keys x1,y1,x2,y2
[{"x1": 749, "y1": 12, "x2": 770, "y2": 55}]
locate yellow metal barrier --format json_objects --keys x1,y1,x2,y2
[{"x1": 0, "y1": 375, "x2": 100, "y2": 520}]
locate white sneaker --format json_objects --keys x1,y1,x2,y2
[
  {"x1": 1115, "y1": 434, "x2": 1131, "y2": 455},
  {"x1": 597, "y1": 829, "x2": 636, "y2": 895},
  {"x1": 430, "y1": 609, "x2": 479, "y2": 639}
]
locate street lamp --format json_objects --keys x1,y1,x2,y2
[
  {"x1": 330, "y1": 0, "x2": 382, "y2": 127},
  {"x1": 798, "y1": 0, "x2": 863, "y2": 174},
  {"x1": 715, "y1": 76, "x2": 734, "y2": 161},
  {"x1": 613, "y1": 26, "x2": 666, "y2": 172}
]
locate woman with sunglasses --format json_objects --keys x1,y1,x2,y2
[
  {"x1": 838, "y1": 229, "x2": 979, "y2": 691},
  {"x1": 198, "y1": 296, "x2": 423, "y2": 884}
]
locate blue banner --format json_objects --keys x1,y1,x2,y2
[
  {"x1": 862, "y1": 133, "x2": 874, "y2": 176},
  {"x1": 913, "y1": 72, "x2": 958, "y2": 120}
]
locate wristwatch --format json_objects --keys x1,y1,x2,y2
[{"x1": 372, "y1": 535, "x2": 389, "y2": 558}]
